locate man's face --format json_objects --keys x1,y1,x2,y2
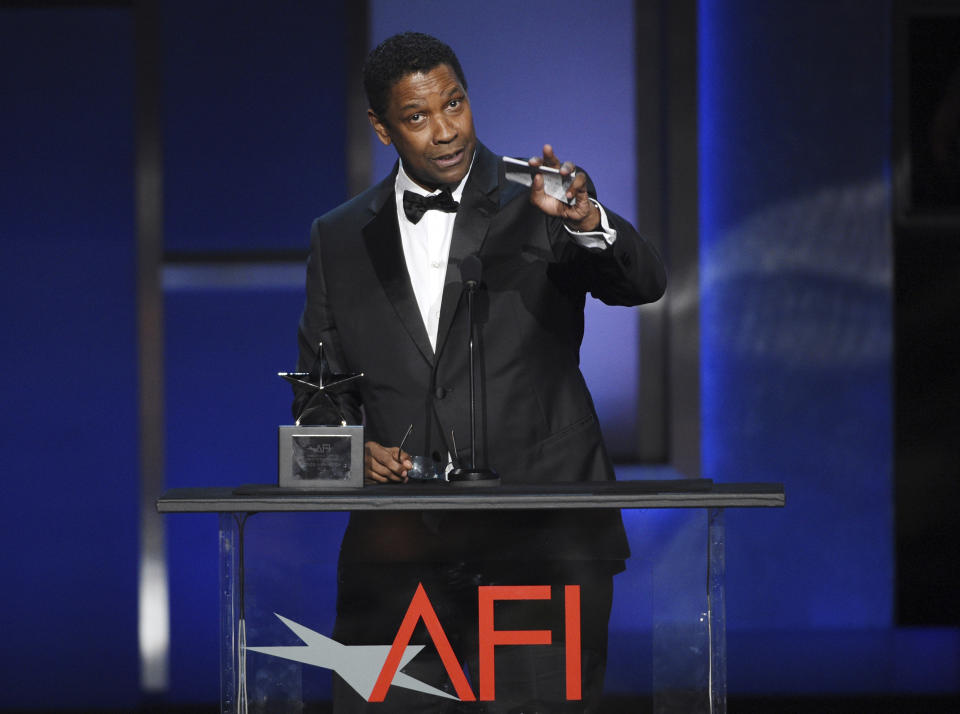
[{"x1": 368, "y1": 63, "x2": 477, "y2": 191}]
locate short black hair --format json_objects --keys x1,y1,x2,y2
[{"x1": 363, "y1": 32, "x2": 468, "y2": 117}]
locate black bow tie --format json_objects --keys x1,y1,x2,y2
[{"x1": 403, "y1": 189, "x2": 459, "y2": 224}]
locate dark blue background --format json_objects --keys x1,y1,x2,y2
[{"x1": 1, "y1": 8, "x2": 140, "y2": 708}]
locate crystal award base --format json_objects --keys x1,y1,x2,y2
[{"x1": 278, "y1": 425, "x2": 363, "y2": 488}]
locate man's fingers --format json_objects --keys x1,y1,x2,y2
[
  {"x1": 364, "y1": 441, "x2": 409, "y2": 482},
  {"x1": 541, "y1": 144, "x2": 560, "y2": 168},
  {"x1": 368, "y1": 456, "x2": 401, "y2": 478},
  {"x1": 527, "y1": 146, "x2": 589, "y2": 219},
  {"x1": 529, "y1": 172, "x2": 553, "y2": 209},
  {"x1": 366, "y1": 470, "x2": 389, "y2": 484},
  {"x1": 395, "y1": 448, "x2": 413, "y2": 469},
  {"x1": 566, "y1": 171, "x2": 588, "y2": 199},
  {"x1": 365, "y1": 456, "x2": 400, "y2": 482},
  {"x1": 391, "y1": 447, "x2": 413, "y2": 468}
]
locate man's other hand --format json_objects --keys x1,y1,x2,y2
[
  {"x1": 364, "y1": 441, "x2": 412, "y2": 483},
  {"x1": 528, "y1": 144, "x2": 600, "y2": 232}
]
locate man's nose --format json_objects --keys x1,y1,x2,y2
[{"x1": 432, "y1": 115, "x2": 457, "y2": 144}]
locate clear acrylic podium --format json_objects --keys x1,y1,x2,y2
[{"x1": 158, "y1": 480, "x2": 783, "y2": 713}]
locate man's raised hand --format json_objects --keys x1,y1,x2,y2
[{"x1": 528, "y1": 144, "x2": 600, "y2": 232}]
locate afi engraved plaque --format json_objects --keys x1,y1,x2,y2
[
  {"x1": 277, "y1": 342, "x2": 364, "y2": 488},
  {"x1": 278, "y1": 426, "x2": 362, "y2": 487}
]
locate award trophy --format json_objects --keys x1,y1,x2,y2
[{"x1": 277, "y1": 343, "x2": 364, "y2": 488}]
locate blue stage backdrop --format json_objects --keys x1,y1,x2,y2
[
  {"x1": 0, "y1": 7, "x2": 140, "y2": 710},
  {"x1": 699, "y1": 0, "x2": 927, "y2": 694},
  {"x1": 162, "y1": 0, "x2": 346, "y2": 255}
]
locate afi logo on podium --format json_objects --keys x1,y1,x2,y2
[{"x1": 247, "y1": 582, "x2": 583, "y2": 703}]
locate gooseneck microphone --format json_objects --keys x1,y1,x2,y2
[
  {"x1": 448, "y1": 254, "x2": 500, "y2": 486},
  {"x1": 460, "y1": 253, "x2": 482, "y2": 290}
]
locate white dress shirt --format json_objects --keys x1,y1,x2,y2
[{"x1": 394, "y1": 160, "x2": 472, "y2": 351}]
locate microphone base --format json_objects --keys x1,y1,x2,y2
[{"x1": 448, "y1": 467, "x2": 500, "y2": 488}]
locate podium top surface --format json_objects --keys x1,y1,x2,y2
[{"x1": 156, "y1": 479, "x2": 785, "y2": 513}]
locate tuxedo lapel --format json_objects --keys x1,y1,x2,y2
[
  {"x1": 434, "y1": 145, "x2": 501, "y2": 358},
  {"x1": 362, "y1": 176, "x2": 436, "y2": 366}
]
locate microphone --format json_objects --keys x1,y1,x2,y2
[
  {"x1": 449, "y1": 254, "x2": 500, "y2": 486},
  {"x1": 461, "y1": 254, "x2": 483, "y2": 291}
]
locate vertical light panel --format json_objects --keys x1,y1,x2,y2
[
  {"x1": 698, "y1": 0, "x2": 893, "y2": 635},
  {"x1": 136, "y1": 0, "x2": 169, "y2": 693}
]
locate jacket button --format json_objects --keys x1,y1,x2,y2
[{"x1": 434, "y1": 386, "x2": 447, "y2": 399}]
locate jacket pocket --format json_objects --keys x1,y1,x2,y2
[{"x1": 537, "y1": 413, "x2": 599, "y2": 449}]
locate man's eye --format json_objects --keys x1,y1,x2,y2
[
  {"x1": 448, "y1": 99, "x2": 461, "y2": 108},
  {"x1": 408, "y1": 113, "x2": 423, "y2": 123}
]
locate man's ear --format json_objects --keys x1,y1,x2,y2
[{"x1": 368, "y1": 109, "x2": 392, "y2": 146}]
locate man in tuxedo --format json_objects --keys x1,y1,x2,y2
[{"x1": 294, "y1": 32, "x2": 665, "y2": 713}]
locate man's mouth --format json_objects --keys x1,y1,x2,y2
[{"x1": 431, "y1": 148, "x2": 464, "y2": 168}]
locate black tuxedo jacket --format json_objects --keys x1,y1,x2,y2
[{"x1": 295, "y1": 143, "x2": 665, "y2": 562}]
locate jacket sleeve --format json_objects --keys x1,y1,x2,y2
[
  {"x1": 549, "y1": 170, "x2": 667, "y2": 307},
  {"x1": 293, "y1": 217, "x2": 364, "y2": 424},
  {"x1": 582, "y1": 205, "x2": 667, "y2": 307}
]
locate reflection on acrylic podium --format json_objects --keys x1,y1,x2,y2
[{"x1": 158, "y1": 480, "x2": 783, "y2": 713}]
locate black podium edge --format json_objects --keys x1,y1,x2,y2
[{"x1": 156, "y1": 480, "x2": 785, "y2": 513}]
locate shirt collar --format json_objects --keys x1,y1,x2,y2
[{"x1": 396, "y1": 151, "x2": 476, "y2": 203}]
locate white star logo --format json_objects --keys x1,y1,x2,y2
[{"x1": 246, "y1": 613, "x2": 460, "y2": 702}]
